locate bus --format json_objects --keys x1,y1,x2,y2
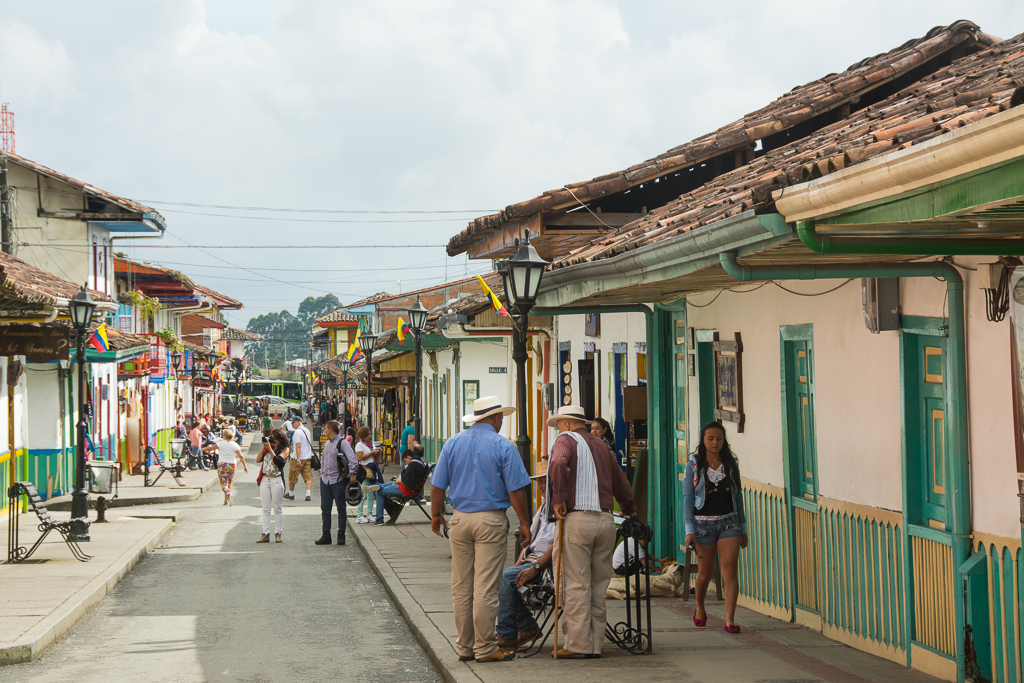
[{"x1": 235, "y1": 380, "x2": 303, "y2": 402}]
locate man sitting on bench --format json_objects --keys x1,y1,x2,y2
[
  {"x1": 372, "y1": 445, "x2": 429, "y2": 525},
  {"x1": 496, "y1": 459, "x2": 556, "y2": 651}
]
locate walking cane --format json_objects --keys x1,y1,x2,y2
[{"x1": 554, "y1": 517, "x2": 564, "y2": 658}]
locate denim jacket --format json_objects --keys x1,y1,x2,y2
[{"x1": 682, "y1": 453, "x2": 747, "y2": 537}]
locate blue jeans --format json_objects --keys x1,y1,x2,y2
[
  {"x1": 375, "y1": 482, "x2": 402, "y2": 523},
  {"x1": 496, "y1": 564, "x2": 540, "y2": 640},
  {"x1": 320, "y1": 479, "x2": 347, "y2": 535}
]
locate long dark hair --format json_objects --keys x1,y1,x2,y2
[
  {"x1": 269, "y1": 428, "x2": 289, "y2": 453},
  {"x1": 592, "y1": 417, "x2": 612, "y2": 437},
  {"x1": 695, "y1": 421, "x2": 739, "y2": 482}
]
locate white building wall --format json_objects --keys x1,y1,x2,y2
[
  {"x1": 26, "y1": 364, "x2": 61, "y2": 450},
  {"x1": 685, "y1": 256, "x2": 1018, "y2": 538}
]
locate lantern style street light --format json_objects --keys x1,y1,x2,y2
[
  {"x1": 170, "y1": 349, "x2": 183, "y2": 423},
  {"x1": 359, "y1": 331, "x2": 378, "y2": 437},
  {"x1": 502, "y1": 229, "x2": 549, "y2": 476},
  {"x1": 407, "y1": 296, "x2": 429, "y2": 443},
  {"x1": 69, "y1": 287, "x2": 96, "y2": 541},
  {"x1": 336, "y1": 356, "x2": 351, "y2": 430}
]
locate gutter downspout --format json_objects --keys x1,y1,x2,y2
[{"x1": 720, "y1": 249, "x2": 968, "y2": 679}]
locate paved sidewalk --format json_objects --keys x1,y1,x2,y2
[
  {"x1": 44, "y1": 467, "x2": 219, "y2": 511},
  {"x1": 0, "y1": 511, "x2": 175, "y2": 664},
  {"x1": 350, "y1": 512, "x2": 944, "y2": 683}
]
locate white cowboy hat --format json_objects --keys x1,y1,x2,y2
[
  {"x1": 546, "y1": 405, "x2": 588, "y2": 428},
  {"x1": 462, "y1": 396, "x2": 516, "y2": 423}
]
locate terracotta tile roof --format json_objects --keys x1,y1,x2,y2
[
  {"x1": 449, "y1": 20, "x2": 992, "y2": 258},
  {"x1": 192, "y1": 284, "x2": 243, "y2": 309},
  {"x1": 97, "y1": 323, "x2": 149, "y2": 352},
  {"x1": 344, "y1": 292, "x2": 392, "y2": 308},
  {"x1": 114, "y1": 257, "x2": 194, "y2": 288},
  {"x1": 7, "y1": 152, "x2": 164, "y2": 224},
  {"x1": 221, "y1": 327, "x2": 261, "y2": 341},
  {"x1": 316, "y1": 309, "x2": 360, "y2": 324},
  {"x1": 0, "y1": 251, "x2": 111, "y2": 306},
  {"x1": 552, "y1": 24, "x2": 1024, "y2": 271}
]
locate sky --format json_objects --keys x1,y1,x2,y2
[{"x1": 1, "y1": 1, "x2": 1022, "y2": 330}]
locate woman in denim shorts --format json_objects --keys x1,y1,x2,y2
[{"x1": 683, "y1": 421, "x2": 747, "y2": 633}]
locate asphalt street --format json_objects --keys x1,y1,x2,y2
[{"x1": 0, "y1": 437, "x2": 441, "y2": 683}]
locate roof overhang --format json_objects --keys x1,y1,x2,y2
[{"x1": 89, "y1": 213, "x2": 165, "y2": 234}]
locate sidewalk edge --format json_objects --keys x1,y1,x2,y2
[
  {"x1": 0, "y1": 518, "x2": 175, "y2": 666},
  {"x1": 350, "y1": 526, "x2": 482, "y2": 683}
]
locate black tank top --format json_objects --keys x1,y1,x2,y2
[{"x1": 699, "y1": 467, "x2": 735, "y2": 517}]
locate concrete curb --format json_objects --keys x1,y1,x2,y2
[
  {"x1": 46, "y1": 471, "x2": 219, "y2": 511},
  {"x1": 350, "y1": 525, "x2": 483, "y2": 683},
  {"x1": 0, "y1": 517, "x2": 175, "y2": 666}
]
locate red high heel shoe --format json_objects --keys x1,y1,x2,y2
[{"x1": 693, "y1": 610, "x2": 707, "y2": 627}]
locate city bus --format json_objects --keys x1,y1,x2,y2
[{"x1": 236, "y1": 380, "x2": 303, "y2": 401}]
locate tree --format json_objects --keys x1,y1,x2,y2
[{"x1": 244, "y1": 294, "x2": 341, "y2": 369}]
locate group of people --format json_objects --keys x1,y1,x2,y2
[{"x1": 428, "y1": 395, "x2": 748, "y2": 662}]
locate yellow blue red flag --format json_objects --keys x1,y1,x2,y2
[
  {"x1": 477, "y1": 276, "x2": 508, "y2": 317},
  {"x1": 88, "y1": 323, "x2": 109, "y2": 353}
]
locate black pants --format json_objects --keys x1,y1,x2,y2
[{"x1": 320, "y1": 479, "x2": 347, "y2": 535}]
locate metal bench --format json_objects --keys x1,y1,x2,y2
[
  {"x1": 144, "y1": 443, "x2": 187, "y2": 487},
  {"x1": 381, "y1": 463, "x2": 435, "y2": 526},
  {"x1": 7, "y1": 482, "x2": 92, "y2": 563}
]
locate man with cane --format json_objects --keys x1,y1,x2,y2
[
  {"x1": 548, "y1": 405, "x2": 636, "y2": 659},
  {"x1": 431, "y1": 396, "x2": 532, "y2": 663}
]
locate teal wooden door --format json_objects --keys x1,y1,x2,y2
[
  {"x1": 673, "y1": 315, "x2": 688, "y2": 562},
  {"x1": 905, "y1": 334, "x2": 948, "y2": 529},
  {"x1": 785, "y1": 341, "x2": 818, "y2": 500},
  {"x1": 782, "y1": 328, "x2": 819, "y2": 614}
]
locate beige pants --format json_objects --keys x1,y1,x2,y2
[
  {"x1": 449, "y1": 509, "x2": 509, "y2": 658},
  {"x1": 288, "y1": 458, "x2": 313, "y2": 490},
  {"x1": 553, "y1": 511, "x2": 616, "y2": 655}
]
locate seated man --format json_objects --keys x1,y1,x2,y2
[
  {"x1": 496, "y1": 460, "x2": 556, "y2": 650},
  {"x1": 372, "y1": 445, "x2": 429, "y2": 526}
]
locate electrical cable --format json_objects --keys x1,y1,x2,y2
[
  {"x1": 771, "y1": 279, "x2": 854, "y2": 297},
  {"x1": 984, "y1": 263, "x2": 1011, "y2": 323},
  {"x1": 563, "y1": 185, "x2": 617, "y2": 230}
]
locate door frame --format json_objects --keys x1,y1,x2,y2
[{"x1": 780, "y1": 324, "x2": 817, "y2": 624}]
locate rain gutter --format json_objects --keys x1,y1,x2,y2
[{"x1": 537, "y1": 211, "x2": 789, "y2": 308}]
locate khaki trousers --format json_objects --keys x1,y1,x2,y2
[
  {"x1": 553, "y1": 511, "x2": 616, "y2": 655},
  {"x1": 449, "y1": 509, "x2": 509, "y2": 658},
  {"x1": 287, "y1": 458, "x2": 313, "y2": 490}
]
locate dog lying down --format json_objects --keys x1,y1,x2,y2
[{"x1": 606, "y1": 562, "x2": 685, "y2": 600}]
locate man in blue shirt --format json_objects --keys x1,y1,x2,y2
[{"x1": 431, "y1": 396, "x2": 531, "y2": 663}]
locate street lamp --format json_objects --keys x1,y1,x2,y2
[
  {"x1": 205, "y1": 351, "x2": 218, "y2": 418},
  {"x1": 170, "y1": 349, "x2": 183, "y2": 424},
  {"x1": 337, "y1": 357, "x2": 350, "y2": 430},
  {"x1": 69, "y1": 287, "x2": 96, "y2": 541},
  {"x1": 502, "y1": 229, "x2": 549, "y2": 476},
  {"x1": 407, "y1": 296, "x2": 428, "y2": 443},
  {"x1": 359, "y1": 331, "x2": 378, "y2": 437}
]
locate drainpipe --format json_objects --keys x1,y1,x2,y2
[
  {"x1": 796, "y1": 220, "x2": 1024, "y2": 256},
  {"x1": 720, "y1": 249, "x2": 968, "y2": 679}
]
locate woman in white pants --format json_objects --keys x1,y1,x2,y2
[{"x1": 256, "y1": 428, "x2": 290, "y2": 543}]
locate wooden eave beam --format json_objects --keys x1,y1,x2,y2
[
  {"x1": 38, "y1": 210, "x2": 144, "y2": 221},
  {"x1": 542, "y1": 211, "x2": 644, "y2": 229}
]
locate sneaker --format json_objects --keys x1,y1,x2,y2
[
  {"x1": 356, "y1": 516, "x2": 367, "y2": 524},
  {"x1": 305, "y1": 492, "x2": 312, "y2": 501},
  {"x1": 373, "y1": 519, "x2": 385, "y2": 526},
  {"x1": 284, "y1": 492, "x2": 295, "y2": 501}
]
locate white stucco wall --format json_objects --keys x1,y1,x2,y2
[
  {"x1": 423, "y1": 336, "x2": 515, "y2": 441},
  {"x1": 685, "y1": 258, "x2": 1019, "y2": 538},
  {"x1": 26, "y1": 363, "x2": 62, "y2": 450}
]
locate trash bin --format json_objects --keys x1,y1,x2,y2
[
  {"x1": 171, "y1": 438, "x2": 187, "y2": 460},
  {"x1": 87, "y1": 461, "x2": 120, "y2": 494}
]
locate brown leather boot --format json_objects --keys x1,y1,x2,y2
[{"x1": 257, "y1": 534, "x2": 270, "y2": 543}]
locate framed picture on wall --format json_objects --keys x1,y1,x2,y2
[
  {"x1": 712, "y1": 333, "x2": 745, "y2": 431},
  {"x1": 585, "y1": 313, "x2": 601, "y2": 337}
]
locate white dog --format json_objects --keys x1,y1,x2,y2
[{"x1": 606, "y1": 562, "x2": 685, "y2": 600}]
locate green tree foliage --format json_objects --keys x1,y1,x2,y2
[{"x1": 245, "y1": 294, "x2": 340, "y2": 369}]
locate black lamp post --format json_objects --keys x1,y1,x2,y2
[
  {"x1": 170, "y1": 349, "x2": 183, "y2": 423},
  {"x1": 337, "y1": 357, "x2": 350, "y2": 430},
  {"x1": 501, "y1": 229, "x2": 549, "y2": 476},
  {"x1": 206, "y1": 351, "x2": 219, "y2": 419},
  {"x1": 407, "y1": 296, "x2": 428, "y2": 443},
  {"x1": 359, "y1": 331, "x2": 378, "y2": 437},
  {"x1": 69, "y1": 287, "x2": 96, "y2": 541}
]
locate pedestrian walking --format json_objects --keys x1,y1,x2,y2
[
  {"x1": 188, "y1": 420, "x2": 207, "y2": 471},
  {"x1": 286, "y1": 415, "x2": 315, "y2": 501},
  {"x1": 316, "y1": 420, "x2": 359, "y2": 546},
  {"x1": 399, "y1": 418, "x2": 415, "y2": 456},
  {"x1": 548, "y1": 405, "x2": 637, "y2": 659},
  {"x1": 430, "y1": 396, "x2": 532, "y2": 663},
  {"x1": 256, "y1": 429, "x2": 290, "y2": 543},
  {"x1": 354, "y1": 426, "x2": 383, "y2": 523},
  {"x1": 300, "y1": 397, "x2": 308, "y2": 422},
  {"x1": 684, "y1": 420, "x2": 747, "y2": 633},
  {"x1": 206, "y1": 427, "x2": 248, "y2": 506}
]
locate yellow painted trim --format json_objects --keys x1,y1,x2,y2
[
  {"x1": 817, "y1": 496, "x2": 902, "y2": 528},
  {"x1": 972, "y1": 531, "x2": 1022, "y2": 551},
  {"x1": 822, "y1": 623, "x2": 906, "y2": 665},
  {"x1": 739, "y1": 477, "x2": 786, "y2": 498},
  {"x1": 910, "y1": 644, "x2": 956, "y2": 681},
  {"x1": 737, "y1": 595, "x2": 791, "y2": 622},
  {"x1": 794, "y1": 608, "x2": 822, "y2": 630}
]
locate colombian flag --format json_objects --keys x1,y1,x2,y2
[
  {"x1": 478, "y1": 276, "x2": 508, "y2": 317},
  {"x1": 347, "y1": 328, "x2": 362, "y2": 362},
  {"x1": 397, "y1": 317, "x2": 410, "y2": 343},
  {"x1": 88, "y1": 323, "x2": 109, "y2": 353}
]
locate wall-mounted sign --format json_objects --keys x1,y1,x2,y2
[
  {"x1": 488, "y1": 367, "x2": 507, "y2": 374},
  {"x1": 0, "y1": 325, "x2": 71, "y2": 361}
]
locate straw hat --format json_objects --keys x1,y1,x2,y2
[
  {"x1": 546, "y1": 405, "x2": 588, "y2": 428},
  {"x1": 530, "y1": 459, "x2": 548, "y2": 480},
  {"x1": 462, "y1": 396, "x2": 516, "y2": 423}
]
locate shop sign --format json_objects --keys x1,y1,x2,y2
[
  {"x1": 488, "y1": 366, "x2": 507, "y2": 374},
  {"x1": 0, "y1": 325, "x2": 71, "y2": 361}
]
